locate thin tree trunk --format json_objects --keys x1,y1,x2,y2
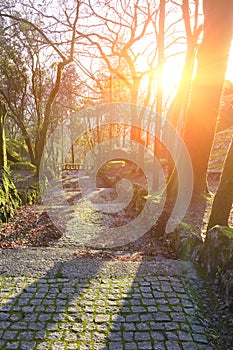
[
  {"x1": 35, "y1": 62, "x2": 65, "y2": 175},
  {"x1": 207, "y1": 138, "x2": 233, "y2": 230},
  {"x1": 0, "y1": 101, "x2": 7, "y2": 169}
]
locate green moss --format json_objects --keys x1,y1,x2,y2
[
  {"x1": 0, "y1": 167, "x2": 21, "y2": 224},
  {"x1": 216, "y1": 226, "x2": 233, "y2": 239},
  {"x1": 170, "y1": 222, "x2": 203, "y2": 261},
  {"x1": 176, "y1": 222, "x2": 196, "y2": 232}
]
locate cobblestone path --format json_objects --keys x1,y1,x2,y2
[{"x1": 0, "y1": 248, "x2": 233, "y2": 350}]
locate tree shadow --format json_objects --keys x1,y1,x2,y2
[
  {"x1": 0, "y1": 250, "x2": 193, "y2": 349},
  {"x1": 0, "y1": 253, "x2": 103, "y2": 349},
  {"x1": 1, "y1": 248, "x2": 233, "y2": 349}
]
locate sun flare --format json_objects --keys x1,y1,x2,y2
[{"x1": 162, "y1": 59, "x2": 183, "y2": 94}]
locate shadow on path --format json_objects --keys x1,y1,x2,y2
[
  {"x1": 0, "y1": 249, "x2": 233, "y2": 350},
  {"x1": 0, "y1": 251, "x2": 103, "y2": 349}
]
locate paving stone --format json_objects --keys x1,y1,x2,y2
[
  {"x1": 78, "y1": 331, "x2": 92, "y2": 341},
  {"x1": 141, "y1": 298, "x2": 156, "y2": 305},
  {"x1": 72, "y1": 324, "x2": 84, "y2": 332},
  {"x1": 123, "y1": 331, "x2": 134, "y2": 341},
  {"x1": 182, "y1": 342, "x2": 198, "y2": 350},
  {"x1": 38, "y1": 313, "x2": 52, "y2": 321},
  {"x1": 125, "y1": 342, "x2": 137, "y2": 349},
  {"x1": 20, "y1": 341, "x2": 37, "y2": 350},
  {"x1": 0, "y1": 257, "x2": 233, "y2": 350},
  {"x1": 108, "y1": 331, "x2": 122, "y2": 341},
  {"x1": 22, "y1": 306, "x2": 35, "y2": 313},
  {"x1": 28, "y1": 322, "x2": 46, "y2": 331},
  {"x1": 136, "y1": 322, "x2": 150, "y2": 331},
  {"x1": 170, "y1": 312, "x2": 186, "y2": 322},
  {"x1": 67, "y1": 343, "x2": 79, "y2": 350},
  {"x1": 134, "y1": 331, "x2": 151, "y2": 341},
  {"x1": 157, "y1": 305, "x2": 174, "y2": 313},
  {"x1": 92, "y1": 331, "x2": 107, "y2": 342},
  {"x1": 95, "y1": 314, "x2": 110, "y2": 323},
  {"x1": 153, "y1": 312, "x2": 171, "y2": 322},
  {"x1": 0, "y1": 312, "x2": 10, "y2": 321},
  {"x1": 36, "y1": 341, "x2": 53, "y2": 349},
  {"x1": 48, "y1": 331, "x2": 63, "y2": 340},
  {"x1": 192, "y1": 333, "x2": 208, "y2": 344},
  {"x1": 51, "y1": 342, "x2": 66, "y2": 350},
  {"x1": 151, "y1": 331, "x2": 165, "y2": 341},
  {"x1": 0, "y1": 321, "x2": 11, "y2": 329},
  {"x1": 131, "y1": 306, "x2": 147, "y2": 313},
  {"x1": 2, "y1": 330, "x2": 18, "y2": 340},
  {"x1": 140, "y1": 313, "x2": 154, "y2": 321},
  {"x1": 165, "y1": 340, "x2": 182, "y2": 349},
  {"x1": 34, "y1": 330, "x2": 46, "y2": 340},
  {"x1": 190, "y1": 324, "x2": 206, "y2": 333},
  {"x1": 17, "y1": 331, "x2": 35, "y2": 340},
  {"x1": 178, "y1": 330, "x2": 193, "y2": 341},
  {"x1": 109, "y1": 323, "x2": 121, "y2": 331},
  {"x1": 137, "y1": 342, "x2": 153, "y2": 349},
  {"x1": 163, "y1": 322, "x2": 180, "y2": 331},
  {"x1": 4, "y1": 342, "x2": 20, "y2": 349},
  {"x1": 152, "y1": 342, "x2": 166, "y2": 350},
  {"x1": 166, "y1": 331, "x2": 179, "y2": 340},
  {"x1": 11, "y1": 321, "x2": 28, "y2": 330},
  {"x1": 0, "y1": 340, "x2": 6, "y2": 348},
  {"x1": 125, "y1": 314, "x2": 140, "y2": 322},
  {"x1": 108, "y1": 342, "x2": 124, "y2": 350}
]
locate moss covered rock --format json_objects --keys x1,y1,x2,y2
[
  {"x1": 6, "y1": 138, "x2": 28, "y2": 163},
  {"x1": 0, "y1": 168, "x2": 21, "y2": 224},
  {"x1": 217, "y1": 257, "x2": 233, "y2": 311},
  {"x1": 18, "y1": 183, "x2": 40, "y2": 205},
  {"x1": 199, "y1": 226, "x2": 233, "y2": 275},
  {"x1": 168, "y1": 222, "x2": 203, "y2": 261}
]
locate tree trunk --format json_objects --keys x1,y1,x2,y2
[
  {"x1": 35, "y1": 62, "x2": 65, "y2": 176},
  {"x1": 0, "y1": 101, "x2": 7, "y2": 168},
  {"x1": 183, "y1": 0, "x2": 233, "y2": 195},
  {"x1": 0, "y1": 100, "x2": 21, "y2": 224},
  {"x1": 207, "y1": 138, "x2": 233, "y2": 230}
]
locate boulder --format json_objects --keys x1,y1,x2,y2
[
  {"x1": 168, "y1": 222, "x2": 203, "y2": 261},
  {"x1": 217, "y1": 256, "x2": 233, "y2": 312},
  {"x1": 199, "y1": 226, "x2": 233, "y2": 275}
]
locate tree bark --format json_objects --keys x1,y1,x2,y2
[
  {"x1": 35, "y1": 62, "x2": 65, "y2": 175},
  {"x1": 208, "y1": 138, "x2": 233, "y2": 230},
  {"x1": 0, "y1": 100, "x2": 21, "y2": 224},
  {"x1": 0, "y1": 100, "x2": 7, "y2": 168},
  {"x1": 183, "y1": 0, "x2": 233, "y2": 195}
]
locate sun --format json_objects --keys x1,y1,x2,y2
[{"x1": 162, "y1": 58, "x2": 184, "y2": 95}]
